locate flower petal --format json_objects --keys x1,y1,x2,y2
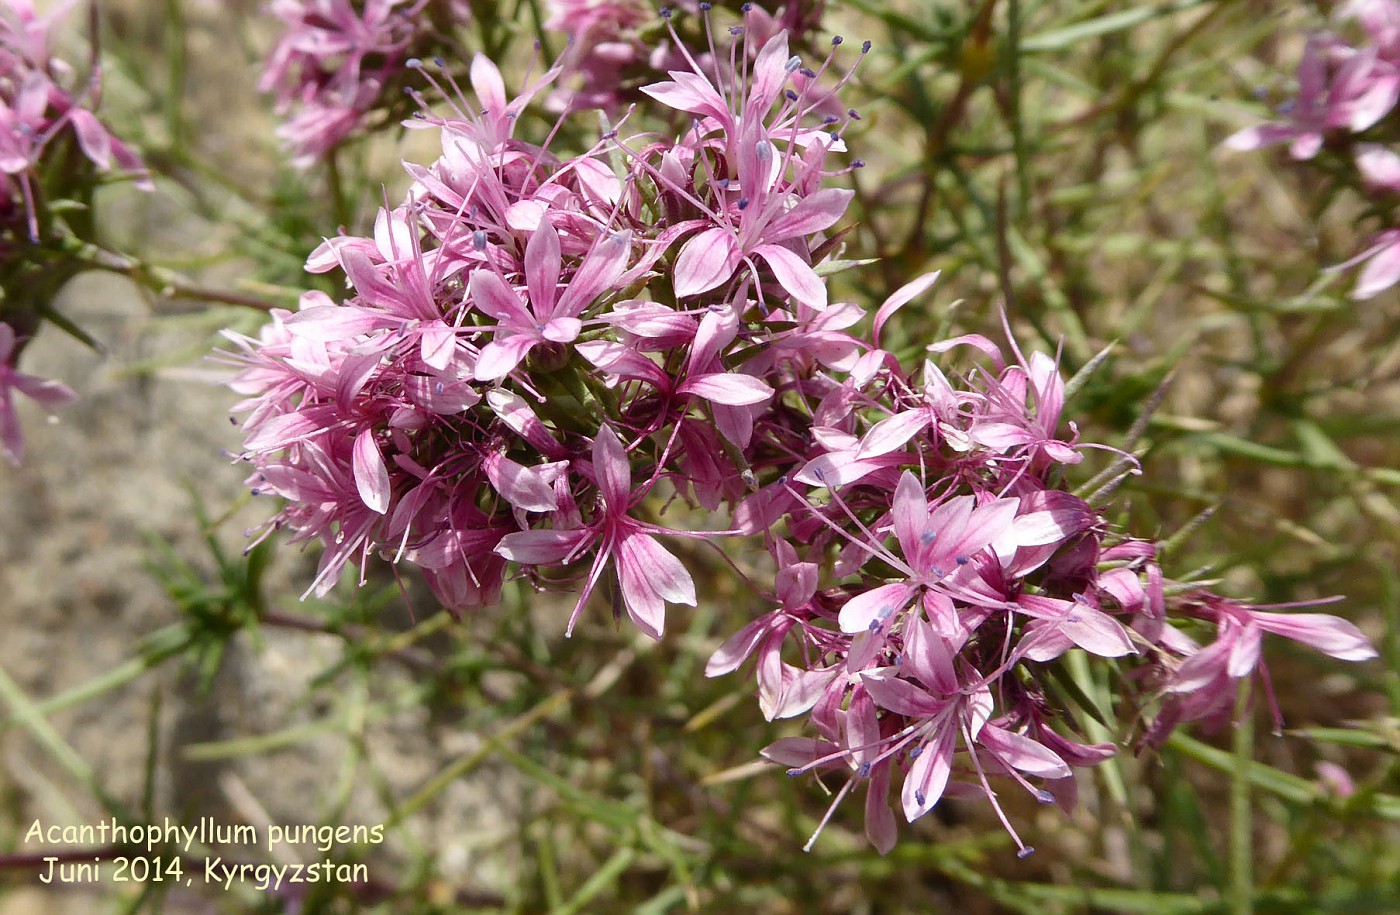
[
  {"x1": 672, "y1": 227, "x2": 741, "y2": 298},
  {"x1": 676, "y1": 372, "x2": 773, "y2": 406},
  {"x1": 352, "y1": 428, "x2": 391, "y2": 515},
  {"x1": 754, "y1": 243, "x2": 826, "y2": 310},
  {"x1": 1250, "y1": 612, "x2": 1379, "y2": 661},
  {"x1": 839, "y1": 582, "x2": 917, "y2": 635}
]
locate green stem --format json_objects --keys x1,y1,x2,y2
[
  {"x1": 65, "y1": 240, "x2": 283, "y2": 312},
  {"x1": 1229, "y1": 681, "x2": 1255, "y2": 915},
  {"x1": 163, "y1": 0, "x2": 188, "y2": 151},
  {"x1": 326, "y1": 147, "x2": 353, "y2": 230}
]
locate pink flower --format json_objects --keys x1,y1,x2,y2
[
  {"x1": 1154, "y1": 595, "x2": 1377, "y2": 736},
  {"x1": 1226, "y1": 35, "x2": 1400, "y2": 159},
  {"x1": 495, "y1": 426, "x2": 696, "y2": 639},
  {"x1": 544, "y1": 0, "x2": 647, "y2": 39},
  {"x1": 641, "y1": 28, "x2": 862, "y2": 307},
  {"x1": 1335, "y1": 228, "x2": 1400, "y2": 299},
  {"x1": 471, "y1": 222, "x2": 631, "y2": 380},
  {"x1": 260, "y1": 0, "x2": 435, "y2": 165},
  {"x1": 0, "y1": 322, "x2": 76, "y2": 465},
  {"x1": 0, "y1": 0, "x2": 149, "y2": 236}
]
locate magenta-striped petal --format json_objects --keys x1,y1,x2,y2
[
  {"x1": 978, "y1": 725, "x2": 1071, "y2": 779},
  {"x1": 673, "y1": 227, "x2": 741, "y2": 298},
  {"x1": 591, "y1": 425, "x2": 632, "y2": 512},
  {"x1": 860, "y1": 672, "x2": 943, "y2": 718},
  {"x1": 839, "y1": 582, "x2": 917, "y2": 634},
  {"x1": 616, "y1": 531, "x2": 695, "y2": 639},
  {"x1": 525, "y1": 219, "x2": 561, "y2": 316},
  {"x1": 754, "y1": 243, "x2": 826, "y2": 310},
  {"x1": 484, "y1": 452, "x2": 558, "y2": 513},
  {"x1": 494, "y1": 528, "x2": 588, "y2": 564},
  {"x1": 865, "y1": 760, "x2": 897, "y2": 855},
  {"x1": 474, "y1": 335, "x2": 536, "y2": 381},
  {"x1": 352, "y1": 428, "x2": 391, "y2": 514},
  {"x1": 677, "y1": 372, "x2": 773, "y2": 406},
  {"x1": 857, "y1": 410, "x2": 929, "y2": 459},
  {"x1": 902, "y1": 728, "x2": 955, "y2": 822},
  {"x1": 1251, "y1": 612, "x2": 1378, "y2": 661}
]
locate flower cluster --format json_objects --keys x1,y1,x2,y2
[
  {"x1": 720, "y1": 332, "x2": 1375, "y2": 852},
  {"x1": 543, "y1": 0, "x2": 827, "y2": 113},
  {"x1": 227, "y1": 8, "x2": 1378, "y2": 853},
  {"x1": 1228, "y1": 0, "x2": 1400, "y2": 298},
  {"x1": 0, "y1": 0, "x2": 145, "y2": 465},
  {"x1": 228, "y1": 10, "x2": 863, "y2": 619},
  {"x1": 260, "y1": 0, "x2": 469, "y2": 166},
  {"x1": 0, "y1": 0, "x2": 147, "y2": 241}
]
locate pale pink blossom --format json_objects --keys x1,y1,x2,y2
[{"x1": 0, "y1": 322, "x2": 76, "y2": 465}]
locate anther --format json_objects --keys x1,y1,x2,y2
[
  {"x1": 737, "y1": 196, "x2": 750, "y2": 210},
  {"x1": 473, "y1": 229, "x2": 488, "y2": 250},
  {"x1": 698, "y1": 0, "x2": 712, "y2": 9},
  {"x1": 659, "y1": 6, "x2": 672, "y2": 18},
  {"x1": 433, "y1": 56, "x2": 446, "y2": 68},
  {"x1": 784, "y1": 55, "x2": 802, "y2": 73},
  {"x1": 785, "y1": 89, "x2": 799, "y2": 101},
  {"x1": 1017, "y1": 847, "x2": 1036, "y2": 859},
  {"x1": 851, "y1": 159, "x2": 866, "y2": 168},
  {"x1": 862, "y1": 40, "x2": 872, "y2": 53},
  {"x1": 1035, "y1": 790, "x2": 1055, "y2": 805},
  {"x1": 800, "y1": 67, "x2": 817, "y2": 79},
  {"x1": 832, "y1": 36, "x2": 844, "y2": 46},
  {"x1": 858, "y1": 762, "x2": 872, "y2": 777}
]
